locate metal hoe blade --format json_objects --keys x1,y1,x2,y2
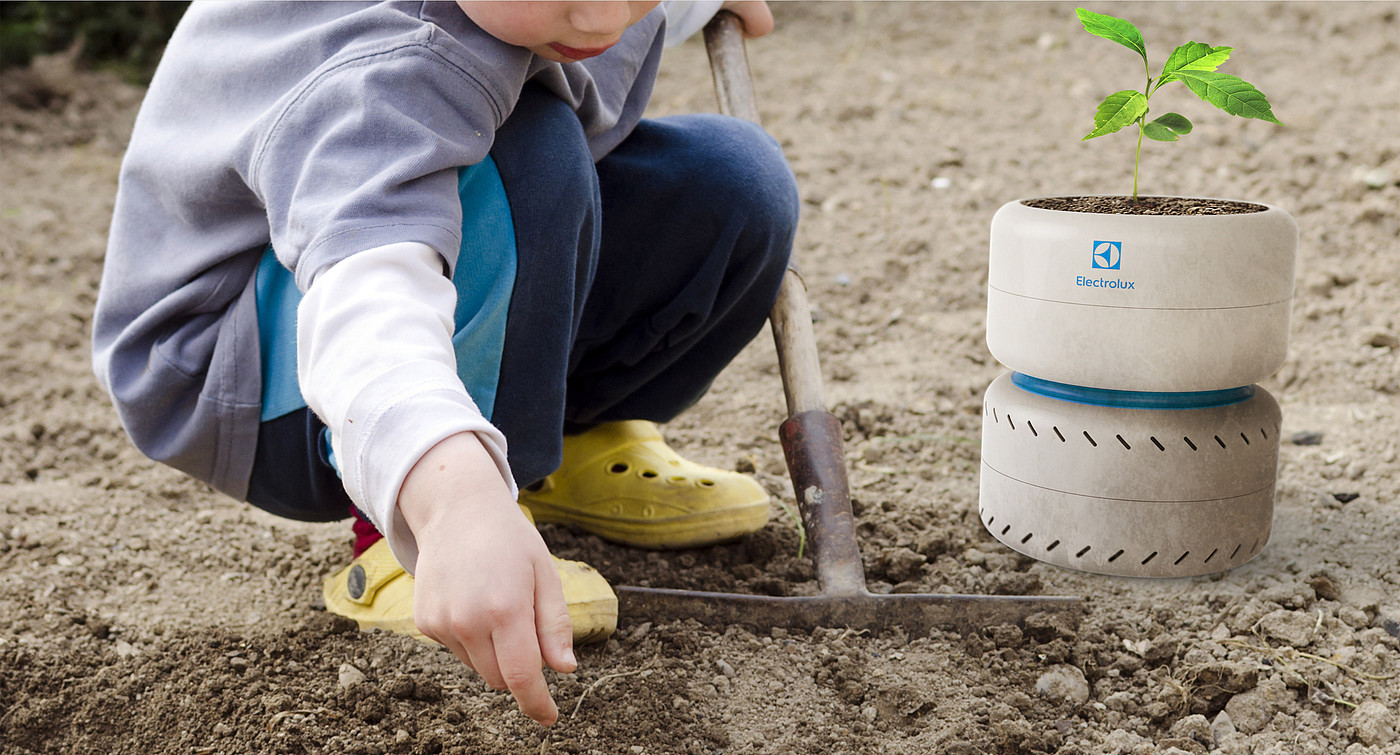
[{"x1": 614, "y1": 12, "x2": 1082, "y2": 636}]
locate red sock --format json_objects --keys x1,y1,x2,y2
[{"x1": 350, "y1": 507, "x2": 383, "y2": 558}]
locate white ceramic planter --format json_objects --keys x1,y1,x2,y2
[
  {"x1": 987, "y1": 197, "x2": 1298, "y2": 392},
  {"x1": 979, "y1": 196, "x2": 1297, "y2": 577}
]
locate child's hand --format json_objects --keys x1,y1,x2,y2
[
  {"x1": 721, "y1": 1, "x2": 775, "y2": 39},
  {"x1": 398, "y1": 432, "x2": 577, "y2": 726}
]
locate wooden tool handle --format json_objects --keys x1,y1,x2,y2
[{"x1": 703, "y1": 12, "x2": 827, "y2": 417}]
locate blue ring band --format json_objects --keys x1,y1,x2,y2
[{"x1": 1011, "y1": 372, "x2": 1255, "y2": 410}]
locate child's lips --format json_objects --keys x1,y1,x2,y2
[{"x1": 548, "y1": 42, "x2": 614, "y2": 60}]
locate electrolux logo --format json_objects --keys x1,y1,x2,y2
[
  {"x1": 1091, "y1": 240, "x2": 1121, "y2": 270},
  {"x1": 1076, "y1": 239, "x2": 1136, "y2": 290}
]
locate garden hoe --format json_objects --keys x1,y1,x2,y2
[{"x1": 613, "y1": 13, "x2": 1083, "y2": 636}]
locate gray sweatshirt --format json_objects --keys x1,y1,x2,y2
[{"x1": 92, "y1": 1, "x2": 665, "y2": 500}]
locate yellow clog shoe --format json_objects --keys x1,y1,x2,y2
[
  {"x1": 323, "y1": 538, "x2": 617, "y2": 645},
  {"x1": 519, "y1": 420, "x2": 771, "y2": 549}
]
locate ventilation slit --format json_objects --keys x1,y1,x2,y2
[
  {"x1": 1027, "y1": 421, "x2": 1038, "y2": 437},
  {"x1": 1229, "y1": 544, "x2": 1242, "y2": 559},
  {"x1": 986, "y1": 515, "x2": 995, "y2": 526},
  {"x1": 1240, "y1": 432, "x2": 1251, "y2": 446},
  {"x1": 1174, "y1": 551, "x2": 1190, "y2": 565},
  {"x1": 1008, "y1": 415, "x2": 1016, "y2": 430},
  {"x1": 1251, "y1": 539, "x2": 1260, "y2": 554},
  {"x1": 992, "y1": 408, "x2": 999, "y2": 423},
  {"x1": 1204, "y1": 549, "x2": 1218, "y2": 563},
  {"x1": 1076, "y1": 546, "x2": 1091, "y2": 557},
  {"x1": 1084, "y1": 431, "x2": 1098, "y2": 447},
  {"x1": 1000, "y1": 525, "x2": 1011, "y2": 536},
  {"x1": 1151, "y1": 436, "x2": 1165, "y2": 451},
  {"x1": 1142, "y1": 552, "x2": 1158, "y2": 565},
  {"x1": 1184, "y1": 436, "x2": 1198, "y2": 451},
  {"x1": 1116, "y1": 434, "x2": 1131, "y2": 450},
  {"x1": 1108, "y1": 549, "x2": 1124, "y2": 563},
  {"x1": 1214, "y1": 435, "x2": 1227, "y2": 449},
  {"x1": 1054, "y1": 426, "x2": 1066, "y2": 442},
  {"x1": 1260, "y1": 427, "x2": 1269, "y2": 439},
  {"x1": 1021, "y1": 533, "x2": 1033, "y2": 544},
  {"x1": 1047, "y1": 540, "x2": 1060, "y2": 552}
]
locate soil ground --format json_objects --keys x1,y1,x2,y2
[{"x1": 3, "y1": 3, "x2": 1398, "y2": 754}]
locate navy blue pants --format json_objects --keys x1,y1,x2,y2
[{"x1": 245, "y1": 85, "x2": 799, "y2": 523}]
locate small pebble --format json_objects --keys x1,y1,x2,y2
[
  {"x1": 1352, "y1": 700, "x2": 1398, "y2": 746},
  {"x1": 338, "y1": 663, "x2": 367, "y2": 688},
  {"x1": 1361, "y1": 168, "x2": 1395, "y2": 189},
  {"x1": 1289, "y1": 431, "x2": 1324, "y2": 446},
  {"x1": 1034, "y1": 664, "x2": 1089, "y2": 704},
  {"x1": 1332, "y1": 492, "x2": 1360, "y2": 504}
]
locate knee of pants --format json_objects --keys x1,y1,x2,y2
[{"x1": 675, "y1": 115, "x2": 802, "y2": 255}]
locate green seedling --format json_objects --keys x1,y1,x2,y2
[{"x1": 1077, "y1": 7, "x2": 1281, "y2": 199}]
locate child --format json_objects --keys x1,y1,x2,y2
[{"x1": 92, "y1": 0, "x2": 793, "y2": 726}]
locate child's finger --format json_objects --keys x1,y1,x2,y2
[
  {"x1": 533, "y1": 558, "x2": 577, "y2": 673},
  {"x1": 460, "y1": 632, "x2": 509, "y2": 691},
  {"x1": 491, "y1": 622, "x2": 558, "y2": 726}
]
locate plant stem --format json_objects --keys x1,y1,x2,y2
[{"x1": 1132, "y1": 122, "x2": 1143, "y2": 200}]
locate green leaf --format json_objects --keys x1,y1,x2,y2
[
  {"x1": 1076, "y1": 8, "x2": 1147, "y2": 68},
  {"x1": 1083, "y1": 90, "x2": 1148, "y2": 140},
  {"x1": 1151, "y1": 112, "x2": 1194, "y2": 134},
  {"x1": 1174, "y1": 70, "x2": 1282, "y2": 124},
  {"x1": 1142, "y1": 122, "x2": 1179, "y2": 141},
  {"x1": 1161, "y1": 42, "x2": 1233, "y2": 79}
]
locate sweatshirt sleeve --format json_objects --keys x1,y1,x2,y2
[
  {"x1": 297, "y1": 242, "x2": 516, "y2": 574},
  {"x1": 661, "y1": 1, "x2": 725, "y2": 47},
  {"x1": 247, "y1": 39, "x2": 508, "y2": 290}
]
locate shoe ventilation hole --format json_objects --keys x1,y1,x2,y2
[
  {"x1": 1000, "y1": 525, "x2": 1011, "y2": 536},
  {"x1": 1053, "y1": 426, "x2": 1066, "y2": 442},
  {"x1": 1076, "y1": 546, "x2": 1091, "y2": 557},
  {"x1": 1008, "y1": 415, "x2": 1016, "y2": 430},
  {"x1": 1215, "y1": 435, "x2": 1227, "y2": 449},
  {"x1": 1020, "y1": 532, "x2": 1033, "y2": 544},
  {"x1": 1204, "y1": 549, "x2": 1218, "y2": 563},
  {"x1": 1251, "y1": 539, "x2": 1261, "y2": 554},
  {"x1": 992, "y1": 407, "x2": 999, "y2": 423},
  {"x1": 1027, "y1": 420, "x2": 1038, "y2": 437},
  {"x1": 1083, "y1": 431, "x2": 1097, "y2": 447},
  {"x1": 1151, "y1": 436, "x2": 1165, "y2": 451},
  {"x1": 1046, "y1": 540, "x2": 1060, "y2": 552},
  {"x1": 1240, "y1": 432, "x2": 1250, "y2": 446},
  {"x1": 1184, "y1": 436, "x2": 1198, "y2": 451},
  {"x1": 641, "y1": 469, "x2": 659, "y2": 479},
  {"x1": 1108, "y1": 549, "x2": 1124, "y2": 563},
  {"x1": 1260, "y1": 427, "x2": 1269, "y2": 439},
  {"x1": 609, "y1": 462, "x2": 630, "y2": 474},
  {"x1": 1174, "y1": 551, "x2": 1190, "y2": 565},
  {"x1": 1116, "y1": 434, "x2": 1131, "y2": 450},
  {"x1": 669, "y1": 475, "x2": 686, "y2": 483},
  {"x1": 986, "y1": 515, "x2": 995, "y2": 526},
  {"x1": 1141, "y1": 552, "x2": 1157, "y2": 565},
  {"x1": 698, "y1": 479, "x2": 715, "y2": 487},
  {"x1": 1229, "y1": 544, "x2": 1242, "y2": 559}
]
